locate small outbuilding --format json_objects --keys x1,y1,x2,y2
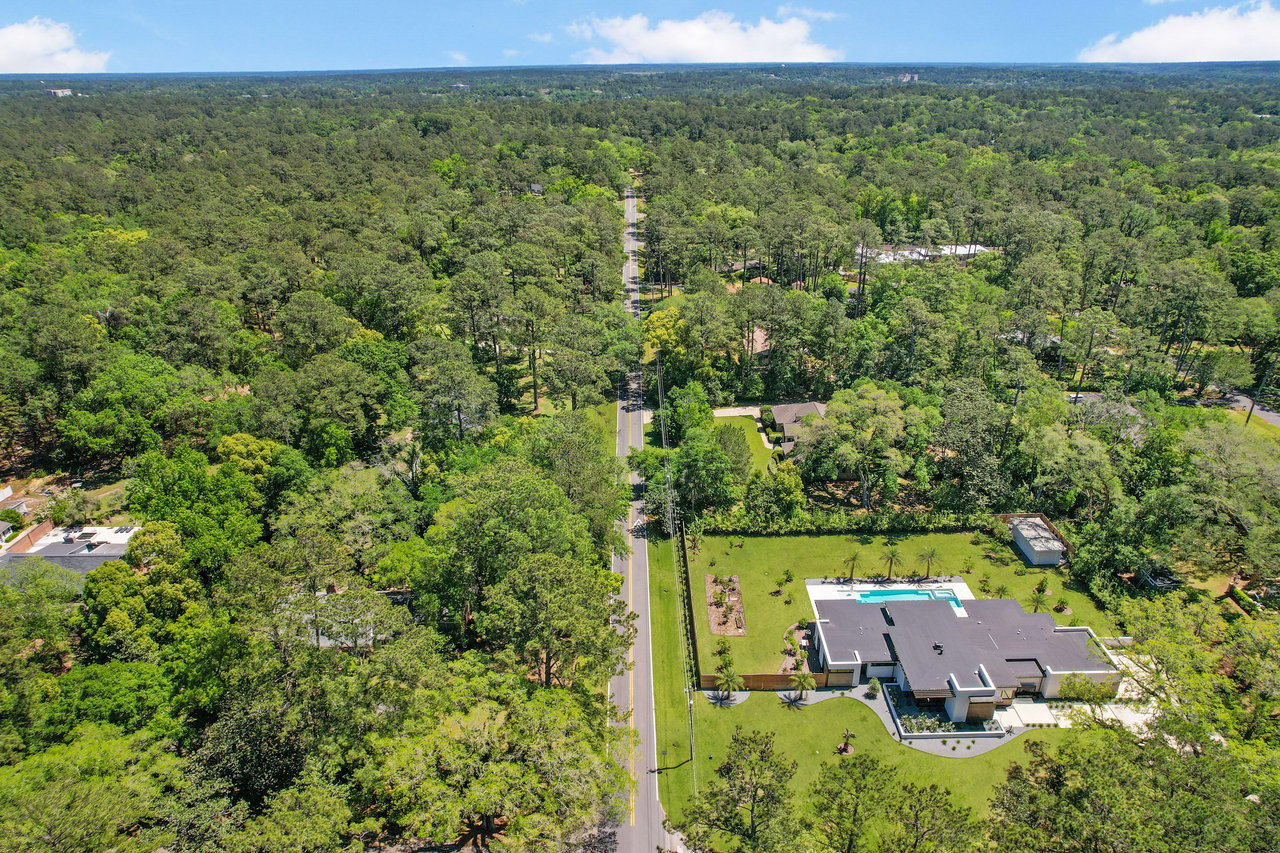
[{"x1": 1011, "y1": 517, "x2": 1065, "y2": 566}]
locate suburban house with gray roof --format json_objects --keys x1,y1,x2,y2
[
  {"x1": 767, "y1": 401, "x2": 827, "y2": 455},
  {"x1": 812, "y1": 597, "x2": 1119, "y2": 723}
]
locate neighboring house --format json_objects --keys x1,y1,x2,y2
[
  {"x1": 528, "y1": 183, "x2": 544, "y2": 195},
  {"x1": 1011, "y1": 517, "x2": 1066, "y2": 566},
  {"x1": 45, "y1": 88, "x2": 73, "y2": 97},
  {"x1": 851, "y1": 244, "x2": 992, "y2": 265},
  {"x1": 0, "y1": 521, "x2": 12, "y2": 542},
  {"x1": 1, "y1": 497, "x2": 32, "y2": 517},
  {"x1": 813, "y1": 598, "x2": 1119, "y2": 723},
  {"x1": 767, "y1": 401, "x2": 827, "y2": 455},
  {"x1": 0, "y1": 525, "x2": 138, "y2": 574}
]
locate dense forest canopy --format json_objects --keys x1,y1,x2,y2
[{"x1": 0, "y1": 63, "x2": 1279, "y2": 851}]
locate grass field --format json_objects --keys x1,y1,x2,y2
[
  {"x1": 1226, "y1": 408, "x2": 1280, "y2": 444},
  {"x1": 584, "y1": 399, "x2": 619, "y2": 456},
  {"x1": 713, "y1": 415, "x2": 773, "y2": 474},
  {"x1": 648, "y1": 539, "x2": 1072, "y2": 820},
  {"x1": 689, "y1": 533, "x2": 1116, "y2": 675}
]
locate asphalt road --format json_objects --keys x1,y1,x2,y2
[{"x1": 609, "y1": 189, "x2": 677, "y2": 853}]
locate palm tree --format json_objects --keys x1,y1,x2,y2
[
  {"x1": 879, "y1": 547, "x2": 902, "y2": 579},
  {"x1": 1028, "y1": 589, "x2": 1049, "y2": 613},
  {"x1": 916, "y1": 547, "x2": 939, "y2": 579},
  {"x1": 715, "y1": 668, "x2": 745, "y2": 696},
  {"x1": 838, "y1": 728, "x2": 856, "y2": 753},
  {"x1": 993, "y1": 584, "x2": 1010, "y2": 598},
  {"x1": 842, "y1": 549, "x2": 863, "y2": 580},
  {"x1": 789, "y1": 669, "x2": 816, "y2": 701}
]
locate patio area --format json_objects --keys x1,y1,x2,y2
[{"x1": 806, "y1": 577, "x2": 977, "y2": 615}]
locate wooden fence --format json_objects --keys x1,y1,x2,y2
[{"x1": 995, "y1": 512, "x2": 1075, "y2": 556}]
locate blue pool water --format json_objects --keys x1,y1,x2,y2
[{"x1": 854, "y1": 589, "x2": 963, "y2": 608}]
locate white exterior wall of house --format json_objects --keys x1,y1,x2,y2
[
  {"x1": 1040, "y1": 667, "x2": 1122, "y2": 699},
  {"x1": 867, "y1": 663, "x2": 896, "y2": 680},
  {"x1": 942, "y1": 667, "x2": 999, "y2": 723}
]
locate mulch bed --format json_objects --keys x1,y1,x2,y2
[{"x1": 705, "y1": 574, "x2": 746, "y2": 636}]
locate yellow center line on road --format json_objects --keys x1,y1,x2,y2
[{"x1": 621, "y1": 372, "x2": 637, "y2": 826}]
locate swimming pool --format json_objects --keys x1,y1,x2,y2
[{"x1": 853, "y1": 588, "x2": 964, "y2": 608}]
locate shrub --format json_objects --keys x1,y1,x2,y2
[
  {"x1": 1227, "y1": 584, "x2": 1260, "y2": 616},
  {"x1": 899, "y1": 714, "x2": 956, "y2": 734},
  {"x1": 698, "y1": 507, "x2": 991, "y2": 537}
]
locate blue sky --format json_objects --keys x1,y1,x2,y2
[{"x1": 3, "y1": 1, "x2": 1280, "y2": 74}]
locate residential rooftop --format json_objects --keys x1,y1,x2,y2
[
  {"x1": 1010, "y1": 517, "x2": 1063, "y2": 552},
  {"x1": 1, "y1": 525, "x2": 138, "y2": 574},
  {"x1": 814, "y1": 597, "x2": 1115, "y2": 694}
]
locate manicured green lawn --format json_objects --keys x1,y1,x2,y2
[
  {"x1": 583, "y1": 399, "x2": 619, "y2": 456},
  {"x1": 689, "y1": 533, "x2": 1116, "y2": 676},
  {"x1": 714, "y1": 415, "x2": 772, "y2": 474},
  {"x1": 649, "y1": 539, "x2": 1071, "y2": 820},
  {"x1": 1226, "y1": 408, "x2": 1280, "y2": 444}
]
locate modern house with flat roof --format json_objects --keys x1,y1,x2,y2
[
  {"x1": 812, "y1": 597, "x2": 1119, "y2": 723},
  {"x1": 0, "y1": 525, "x2": 138, "y2": 574},
  {"x1": 1011, "y1": 516, "x2": 1066, "y2": 566}
]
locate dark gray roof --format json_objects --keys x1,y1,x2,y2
[
  {"x1": 1, "y1": 542, "x2": 127, "y2": 574},
  {"x1": 815, "y1": 598, "x2": 1115, "y2": 695},
  {"x1": 771, "y1": 402, "x2": 826, "y2": 426},
  {"x1": 813, "y1": 599, "x2": 894, "y2": 666}
]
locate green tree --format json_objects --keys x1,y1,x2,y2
[
  {"x1": 478, "y1": 554, "x2": 632, "y2": 688},
  {"x1": 807, "y1": 754, "x2": 896, "y2": 853},
  {"x1": 362, "y1": 688, "x2": 627, "y2": 849},
  {"x1": 0, "y1": 725, "x2": 182, "y2": 853},
  {"x1": 788, "y1": 669, "x2": 816, "y2": 700},
  {"x1": 879, "y1": 547, "x2": 902, "y2": 579},
  {"x1": 409, "y1": 338, "x2": 498, "y2": 445},
  {"x1": 916, "y1": 547, "x2": 939, "y2": 579},
  {"x1": 677, "y1": 728, "x2": 797, "y2": 851},
  {"x1": 795, "y1": 384, "x2": 936, "y2": 510}
]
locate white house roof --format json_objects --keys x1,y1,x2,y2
[{"x1": 1011, "y1": 517, "x2": 1063, "y2": 551}]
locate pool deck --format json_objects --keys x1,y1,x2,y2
[{"x1": 805, "y1": 577, "x2": 976, "y2": 607}]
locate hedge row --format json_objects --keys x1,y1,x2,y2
[
  {"x1": 695, "y1": 507, "x2": 995, "y2": 537},
  {"x1": 1227, "y1": 584, "x2": 1260, "y2": 617}
]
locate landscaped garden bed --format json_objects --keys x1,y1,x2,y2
[{"x1": 705, "y1": 574, "x2": 746, "y2": 635}]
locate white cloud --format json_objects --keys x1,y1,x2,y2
[
  {"x1": 446, "y1": 50, "x2": 470, "y2": 66},
  {"x1": 0, "y1": 17, "x2": 109, "y2": 73},
  {"x1": 1079, "y1": 1, "x2": 1280, "y2": 61},
  {"x1": 528, "y1": 31, "x2": 555, "y2": 43},
  {"x1": 572, "y1": 11, "x2": 844, "y2": 64},
  {"x1": 502, "y1": 48, "x2": 520, "y2": 58},
  {"x1": 776, "y1": 5, "x2": 842, "y2": 21}
]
